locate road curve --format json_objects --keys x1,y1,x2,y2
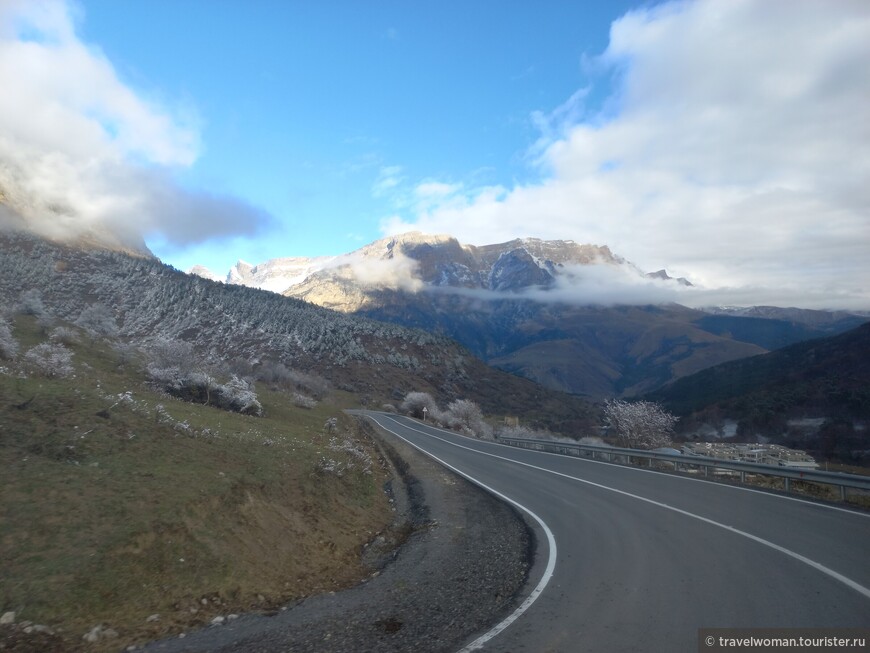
[{"x1": 360, "y1": 411, "x2": 870, "y2": 653}]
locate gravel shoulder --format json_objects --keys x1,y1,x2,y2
[{"x1": 140, "y1": 416, "x2": 535, "y2": 653}]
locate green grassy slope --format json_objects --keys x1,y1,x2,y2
[{"x1": 1, "y1": 317, "x2": 392, "y2": 651}]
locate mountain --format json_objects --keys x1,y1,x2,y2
[
  {"x1": 646, "y1": 323, "x2": 870, "y2": 461},
  {"x1": 225, "y1": 256, "x2": 336, "y2": 294},
  {"x1": 0, "y1": 231, "x2": 596, "y2": 433},
  {"x1": 195, "y1": 233, "x2": 867, "y2": 398},
  {"x1": 195, "y1": 232, "x2": 640, "y2": 299},
  {"x1": 645, "y1": 269, "x2": 693, "y2": 286}
]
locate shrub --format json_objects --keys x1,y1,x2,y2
[
  {"x1": 217, "y1": 375, "x2": 263, "y2": 416},
  {"x1": 401, "y1": 391, "x2": 441, "y2": 421},
  {"x1": 0, "y1": 318, "x2": 19, "y2": 360},
  {"x1": 23, "y1": 342, "x2": 74, "y2": 378},
  {"x1": 445, "y1": 399, "x2": 493, "y2": 439},
  {"x1": 292, "y1": 393, "x2": 317, "y2": 409},
  {"x1": 49, "y1": 326, "x2": 81, "y2": 345},
  {"x1": 75, "y1": 303, "x2": 119, "y2": 340},
  {"x1": 145, "y1": 365, "x2": 263, "y2": 416},
  {"x1": 146, "y1": 338, "x2": 199, "y2": 371},
  {"x1": 17, "y1": 289, "x2": 47, "y2": 317},
  {"x1": 603, "y1": 399, "x2": 678, "y2": 449}
]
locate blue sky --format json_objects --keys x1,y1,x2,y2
[
  {"x1": 77, "y1": 0, "x2": 636, "y2": 269},
  {"x1": 1, "y1": 0, "x2": 869, "y2": 309}
]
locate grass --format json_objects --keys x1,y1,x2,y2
[{"x1": 0, "y1": 318, "x2": 392, "y2": 651}]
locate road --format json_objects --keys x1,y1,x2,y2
[{"x1": 360, "y1": 412, "x2": 870, "y2": 653}]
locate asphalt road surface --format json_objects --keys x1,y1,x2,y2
[{"x1": 361, "y1": 412, "x2": 870, "y2": 653}]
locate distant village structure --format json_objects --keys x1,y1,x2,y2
[{"x1": 681, "y1": 442, "x2": 819, "y2": 470}]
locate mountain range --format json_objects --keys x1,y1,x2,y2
[
  {"x1": 193, "y1": 233, "x2": 867, "y2": 398},
  {"x1": 0, "y1": 231, "x2": 595, "y2": 433}
]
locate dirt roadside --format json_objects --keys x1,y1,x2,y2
[{"x1": 137, "y1": 416, "x2": 535, "y2": 653}]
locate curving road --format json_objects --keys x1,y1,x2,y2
[{"x1": 360, "y1": 412, "x2": 870, "y2": 653}]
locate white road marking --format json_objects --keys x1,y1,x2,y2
[
  {"x1": 375, "y1": 414, "x2": 870, "y2": 605},
  {"x1": 368, "y1": 416, "x2": 558, "y2": 652}
]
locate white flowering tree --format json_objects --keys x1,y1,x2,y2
[{"x1": 603, "y1": 399, "x2": 678, "y2": 450}]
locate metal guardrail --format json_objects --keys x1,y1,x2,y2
[{"x1": 498, "y1": 436, "x2": 870, "y2": 502}]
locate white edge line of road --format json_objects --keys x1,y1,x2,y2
[
  {"x1": 366, "y1": 415, "x2": 558, "y2": 653},
  {"x1": 375, "y1": 413, "x2": 870, "y2": 605}
]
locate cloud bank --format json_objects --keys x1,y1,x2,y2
[
  {"x1": 381, "y1": 0, "x2": 870, "y2": 309},
  {"x1": 0, "y1": 0, "x2": 270, "y2": 250}
]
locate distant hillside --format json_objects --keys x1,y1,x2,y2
[
  {"x1": 0, "y1": 232, "x2": 595, "y2": 433},
  {"x1": 696, "y1": 308, "x2": 867, "y2": 350},
  {"x1": 361, "y1": 296, "x2": 767, "y2": 397},
  {"x1": 648, "y1": 322, "x2": 870, "y2": 417},
  {"x1": 646, "y1": 323, "x2": 870, "y2": 461}
]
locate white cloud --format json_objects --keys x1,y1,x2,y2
[
  {"x1": 0, "y1": 0, "x2": 270, "y2": 248},
  {"x1": 382, "y1": 0, "x2": 870, "y2": 309},
  {"x1": 371, "y1": 165, "x2": 404, "y2": 197},
  {"x1": 414, "y1": 181, "x2": 461, "y2": 198},
  {"x1": 318, "y1": 249, "x2": 423, "y2": 293}
]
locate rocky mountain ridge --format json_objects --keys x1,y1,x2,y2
[{"x1": 192, "y1": 232, "x2": 676, "y2": 301}]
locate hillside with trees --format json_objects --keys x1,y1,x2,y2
[
  {"x1": 646, "y1": 322, "x2": 870, "y2": 462},
  {"x1": 0, "y1": 232, "x2": 596, "y2": 433}
]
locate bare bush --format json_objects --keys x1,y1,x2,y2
[
  {"x1": 381, "y1": 403, "x2": 397, "y2": 413},
  {"x1": 23, "y1": 342, "x2": 74, "y2": 378},
  {"x1": 17, "y1": 289, "x2": 47, "y2": 317},
  {"x1": 146, "y1": 338, "x2": 199, "y2": 371},
  {"x1": 0, "y1": 318, "x2": 19, "y2": 360},
  {"x1": 112, "y1": 341, "x2": 139, "y2": 368},
  {"x1": 257, "y1": 361, "x2": 330, "y2": 398},
  {"x1": 75, "y1": 303, "x2": 119, "y2": 340},
  {"x1": 292, "y1": 393, "x2": 317, "y2": 409},
  {"x1": 285, "y1": 369, "x2": 330, "y2": 399},
  {"x1": 498, "y1": 424, "x2": 557, "y2": 440},
  {"x1": 49, "y1": 326, "x2": 81, "y2": 345},
  {"x1": 603, "y1": 399, "x2": 678, "y2": 450},
  {"x1": 445, "y1": 399, "x2": 493, "y2": 439}
]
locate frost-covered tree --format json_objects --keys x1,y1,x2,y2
[
  {"x1": 445, "y1": 399, "x2": 493, "y2": 439},
  {"x1": 603, "y1": 399, "x2": 678, "y2": 450},
  {"x1": 75, "y1": 303, "x2": 119, "y2": 340},
  {"x1": 17, "y1": 289, "x2": 47, "y2": 317},
  {"x1": 401, "y1": 391, "x2": 441, "y2": 420},
  {"x1": 23, "y1": 342, "x2": 74, "y2": 378},
  {"x1": 217, "y1": 375, "x2": 263, "y2": 416},
  {"x1": 0, "y1": 317, "x2": 19, "y2": 360}
]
